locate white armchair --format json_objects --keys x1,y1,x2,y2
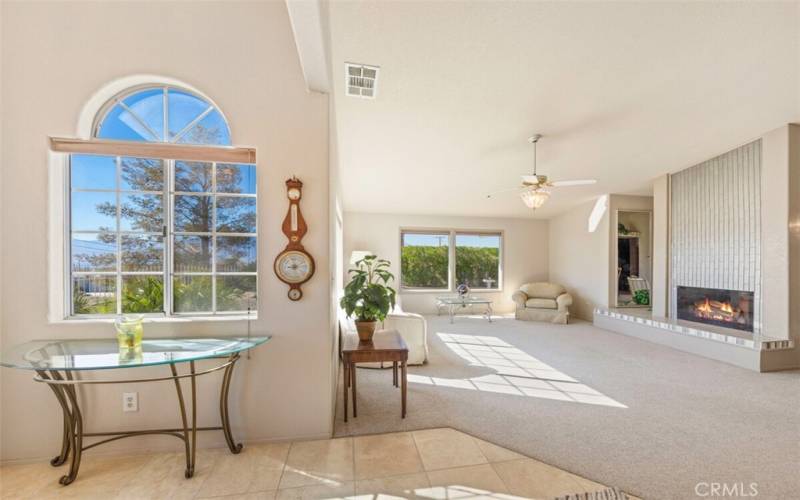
[
  {"x1": 382, "y1": 310, "x2": 428, "y2": 365},
  {"x1": 512, "y1": 282, "x2": 572, "y2": 324}
]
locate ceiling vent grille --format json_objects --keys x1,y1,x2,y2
[{"x1": 345, "y1": 63, "x2": 379, "y2": 99}]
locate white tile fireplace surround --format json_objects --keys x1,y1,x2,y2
[
  {"x1": 596, "y1": 125, "x2": 800, "y2": 371},
  {"x1": 670, "y1": 139, "x2": 763, "y2": 336}
]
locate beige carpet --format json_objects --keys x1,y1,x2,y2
[{"x1": 334, "y1": 315, "x2": 800, "y2": 500}]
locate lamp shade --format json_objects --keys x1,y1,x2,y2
[
  {"x1": 520, "y1": 188, "x2": 550, "y2": 209},
  {"x1": 349, "y1": 250, "x2": 372, "y2": 265}
]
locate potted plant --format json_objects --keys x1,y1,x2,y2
[{"x1": 340, "y1": 255, "x2": 396, "y2": 342}]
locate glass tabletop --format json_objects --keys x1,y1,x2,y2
[
  {"x1": 0, "y1": 336, "x2": 270, "y2": 371},
  {"x1": 437, "y1": 296, "x2": 492, "y2": 305}
]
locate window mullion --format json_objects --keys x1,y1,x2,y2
[
  {"x1": 449, "y1": 231, "x2": 456, "y2": 291},
  {"x1": 211, "y1": 162, "x2": 217, "y2": 314},
  {"x1": 115, "y1": 156, "x2": 122, "y2": 315},
  {"x1": 165, "y1": 159, "x2": 174, "y2": 316}
]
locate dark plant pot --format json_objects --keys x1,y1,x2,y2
[{"x1": 355, "y1": 320, "x2": 377, "y2": 342}]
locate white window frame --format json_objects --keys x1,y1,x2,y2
[
  {"x1": 399, "y1": 229, "x2": 504, "y2": 293},
  {"x1": 63, "y1": 154, "x2": 258, "y2": 320}
]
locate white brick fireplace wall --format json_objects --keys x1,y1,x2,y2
[{"x1": 670, "y1": 139, "x2": 762, "y2": 333}]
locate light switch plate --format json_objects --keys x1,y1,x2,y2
[{"x1": 123, "y1": 392, "x2": 138, "y2": 412}]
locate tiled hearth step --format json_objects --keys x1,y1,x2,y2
[{"x1": 594, "y1": 308, "x2": 795, "y2": 351}]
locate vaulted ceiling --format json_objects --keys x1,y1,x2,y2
[{"x1": 326, "y1": 1, "x2": 800, "y2": 218}]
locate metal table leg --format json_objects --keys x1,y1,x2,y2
[
  {"x1": 37, "y1": 370, "x2": 82, "y2": 485},
  {"x1": 219, "y1": 353, "x2": 243, "y2": 454}
]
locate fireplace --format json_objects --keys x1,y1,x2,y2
[{"x1": 676, "y1": 286, "x2": 755, "y2": 332}]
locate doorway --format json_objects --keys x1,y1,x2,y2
[{"x1": 615, "y1": 210, "x2": 652, "y2": 308}]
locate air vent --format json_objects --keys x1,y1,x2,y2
[{"x1": 345, "y1": 63, "x2": 379, "y2": 99}]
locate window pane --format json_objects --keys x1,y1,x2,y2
[
  {"x1": 175, "y1": 109, "x2": 231, "y2": 145},
  {"x1": 455, "y1": 234, "x2": 501, "y2": 289},
  {"x1": 71, "y1": 155, "x2": 116, "y2": 190},
  {"x1": 72, "y1": 232, "x2": 116, "y2": 272},
  {"x1": 217, "y1": 164, "x2": 256, "y2": 194},
  {"x1": 174, "y1": 235, "x2": 212, "y2": 272},
  {"x1": 216, "y1": 236, "x2": 256, "y2": 272},
  {"x1": 122, "y1": 235, "x2": 163, "y2": 272},
  {"x1": 216, "y1": 276, "x2": 257, "y2": 312},
  {"x1": 121, "y1": 157, "x2": 163, "y2": 191},
  {"x1": 120, "y1": 194, "x2": 162, "y2": 231},
  {"x1": 97, "y1": 104, "x2": 157, "y2": 142},
  {"x1": 122, "y1": 275, "x2": 164, "y2": 314},
  {"x1": 173, "y1": 275, "x2": 212, "y2": 313},
  {"x1": 122, "y1": 88, "x2": 165, "y2": 141},
  {"x1": 174, "y1": 195, "x2": 212, "y2": 232},
  {"x1": 401, "y1": 232, "x2": 449, "y2": 288},
  {"x1": 73, "y1": 275, "x2": 116, "y2": 314},
  {"x1": 216, "y1": 197, "x2": 256, "y2": 233},
  {"x1": 175, "y1": 161, "x2": 213, "y2": 192},
  {"x1": 71, "y1": 191, "x2": 116, "y2": 231},
  {"x1": 168, "y1": 89, "x2": 212, "y2": 141}
]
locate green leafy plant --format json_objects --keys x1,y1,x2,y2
[
  {"x1": 340, "y1": 255, "x2": 396, "y2": 322},
  {"x1": 633, "y1": 289, "x2": 650, "y2": 305}
]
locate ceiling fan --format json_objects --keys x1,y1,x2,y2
[{"x1": 486, "y1": 134, "x2": 597, "y2": 210}]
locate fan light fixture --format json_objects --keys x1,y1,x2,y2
[
  {"x1": 520, "y1": 187, "x2": 550, "y2": 209},
  {"x1": 484, "y1": 133, "x2": 596, "y2": 210}
]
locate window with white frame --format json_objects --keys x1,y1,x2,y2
[
  {"x1": 400, "y1": 230, "x2": 502, "y2": 291},
  {"x1": 400, "y1": 232, "x2": 450, "y2": 289},
  {"x1": 454, "y1": 232, "x2": 501, "y2": 290},
  {"x1": 67, "y1": 85, "x2": 257, "y2": 317}
]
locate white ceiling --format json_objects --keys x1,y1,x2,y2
[{"x1": 327, "y1": 1, "x2": 800, "y2": 219}]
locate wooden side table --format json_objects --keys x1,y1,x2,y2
[{"x1": 342, "y1": 329, "x2": 408, "y2": 422}]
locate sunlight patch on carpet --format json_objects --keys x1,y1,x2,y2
[{"x1": 407, "y1": 333, "x2": 627, "y2": 408}]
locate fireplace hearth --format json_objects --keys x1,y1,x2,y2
[{"x1": 676, "y1": 286, "x2": 754, "y2": 332}]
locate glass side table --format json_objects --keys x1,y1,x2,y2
[
  {"x1": 436, "y1": 296, "x2": 494, "y2": 323},
  {"x1": 0, "y1": 336, "x2": 269, "y2": 486}
]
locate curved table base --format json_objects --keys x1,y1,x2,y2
[{"x1": 35, "y1": 353, "x2": 242, "y2": 486}]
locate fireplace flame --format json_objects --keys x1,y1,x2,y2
[{"x1": 693, "y1": 297, "x2": 739, "y2": 322}]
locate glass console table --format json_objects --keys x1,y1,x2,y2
[
  {"x1": 0, "y1": 336, "x2": 269, "y2": 486},
  {"x1": 436, "y1": 296, "x2": 493, "y2": 323}
]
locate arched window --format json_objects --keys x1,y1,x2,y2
[
  {"x1": 66, "y1": 85, "x2": 257, "y2": 318},
  {"x1": 94, "y1": 86, "x2": 231, "y2": 145}
]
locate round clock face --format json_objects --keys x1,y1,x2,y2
[
  {"x1": 288, "y1": 288, "x2": 302, "y2": 300},
  {"x1": 275, "y1": 250, "x2": 314, "y2": 284},
  {"x1": 287, "y1": 188, "x2": 301, "y2": 201}
]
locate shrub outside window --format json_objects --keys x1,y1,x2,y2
[
  {"x1": 400, "y1": 230, "x2": 502, "y2": 291},
  {"x1": 400, "y1": 232, "x2": 450, "y2": 289},
  {"x1": 455, "y1": 233, "x2": 501, "y2": 290}
]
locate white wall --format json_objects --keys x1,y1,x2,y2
[
  {"x1": 652, "y1": 175, "x2": 670, "y2": 317},
  {"x1": 1, "y1": 1, "x2": 332, "y2": 461},
  {"x1": 548, "y1": 198, "x2": 610, "y2": 321},
  {"x1": 343, "y1": 212, "x2": 549, "y2": 314}
]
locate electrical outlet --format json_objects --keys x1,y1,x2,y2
[{"x1": 123, "y1": 392, "x2": 138, "y2": 412}]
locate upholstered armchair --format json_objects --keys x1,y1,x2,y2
[{"x1": 512, "y1": 282, "x2": 572, "y2": 324}]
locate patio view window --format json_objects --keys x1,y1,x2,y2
[
  {"x1": 66, "y1": 85, "x2": 257, "y2": 317},
  {"x1": 401, "y1": 232, "x2": 450, "y2": 289},
  {"x1": 455, "y1": 233, "x2": 501, "y2": 290},
  {"x1": 400, "y1": 230, "x2": 502, "y2": 291}
]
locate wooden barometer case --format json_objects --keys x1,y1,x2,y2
[{"x1": 274, "y1": 177, "x2": 315, "y2": 300}]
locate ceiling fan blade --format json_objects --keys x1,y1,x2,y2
[
  {"x1": 485, "y1": 186, "x2": 524, "y2": 198},
  {"x1": 550, "y1": 179, "x2": 597, "y2": 187},
  {"x1": 521, "y1": 175, "x2": 540, "y2": 184}
]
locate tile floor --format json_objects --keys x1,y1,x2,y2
[{"x1": 0, "y1": 427, "x2": 640, "y2": 499}]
